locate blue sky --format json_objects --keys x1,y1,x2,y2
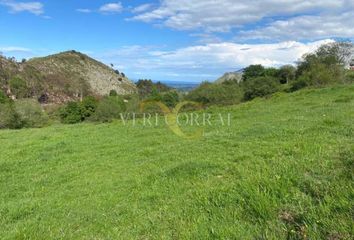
[{"x1": 0, "y1": 0, "x2": 353, "y2": 82}]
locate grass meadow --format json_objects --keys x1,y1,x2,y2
[{"x1": 0, "y1": 85, "x2": 353, "y2": 239}]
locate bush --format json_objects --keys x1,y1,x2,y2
[
  {"x1": 109, "y1": 90, "x2": 118, "y2": 96},
  {"x1": 186, "y1": 82, "x2": 243, "y2": 106},
  {"x1": 0, "y1": 90, "x2": 9, "y2": 104},
  {"x1": 58, "y1": 96, "x2": 98, "y2": 124},
  {"x1": 91, "y1": 96, "x2": 126, "y2": 122},
  {"x1": 0, "y1": 103, "x2": 23, "y2": 129},
  {"x1": 242, "y1": 65, "x2": 265, "y2": 81},
  {"x1": 162, "y1": 91, "x2": 179, "y2": 108},
  {"x1": 290, "y1": 78, "x2": 308, "y2": 92},
  {"x1": 345, "y1": 70, "x2": 354, "y2": 84},
  {"x1": 14, "y1": 99, "x2": 48, "y2": 128},
  {"x1": 81, "y1": 96, "x2": 98, "y2": 119},
  {"x1": 59, "y1": 101, "x2": 83, "y2": 124},
  {"x1": 243, "y1": 76, "x2": 280, "y2": 101},
  {"x1": 296, "y1": 63, "x2": 341, "y2": 88}
]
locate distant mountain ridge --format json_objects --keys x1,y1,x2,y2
[{"x1": 0, "y1": 51, "x2": 137, "y2": 103}]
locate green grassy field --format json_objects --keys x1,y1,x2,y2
[{"x1": 0, "y1": 85, "x2": 353, "y2": 239}]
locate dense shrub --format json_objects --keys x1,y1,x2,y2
[
  {"x1": 243, "y1": 76, "x2": 280, "y2": 101},
  {"x1": 80, "y1": 96, "x2": 98, "y2": 119},
  {"x1": 242, "y1": 65, "x2": 265, "y2": 81},
  {"x1": 0, "y1": 103, "x2": 23, "y2": 129},
  {"x1": 186, "y1": 82, "x2": 243, "y2": 106},
  {"x1": 14, "y1": 99, "x2": 48, "y2": 128},
  {"x1": 290, "y1": 78, "x2": 308, "y2": 92},
  {"x1": 59, "y1": 96, "x2": 98, "y2": 124},
  {"x1": 296, "y1": 63, "x2": 342, "y2": 88},
  {"x1": 162, "y1": 91, "x2": 179, "y2": 108},
  {"x1": 109, "y1": 90, "x2": 118, "y2": 96},
  {"x1": 344, "y1": 70, "x2": 354, "y2": 84},
  {"x1": 91, "y1": 96, "x2": 126, "y2": 122},
  {"x1": 0, "y1": 90, "x2": 9, "y2": 104},
  {"x1": 59, "y1": 101, "x2": 83, "y2": 124}
]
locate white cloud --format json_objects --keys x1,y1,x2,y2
[
  {"x1": 77, "y1": 8, "x2": 92, "y2": 13},
  {"x1": 132, "y1": 3, "x2": 153, "y2": 13},
  {"x1": 0, "y1": 46, "x2": 32, "y2": 53},
  {"x1": 97, "y1": 40, "x2": 333, "y2": 81},
  {"x1": 0, "y1": 0, "x2": 44, "y2": 15},
  {"x1": 239, "y1": 11, "x2": 354, "y2": 41},
  {"x1": 99, "y1": 2, "x2": 123, "y2": 14},
  {"x1": 130, "y1": 0, "x2": 353, "y2": 39}
]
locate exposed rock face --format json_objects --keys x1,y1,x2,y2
[
  {"x1": 0, "y1": 51, "x2": 137, "y2": 103},
  {"x1": 215, "y1": 70, "x2": 244, "y2": 84}
]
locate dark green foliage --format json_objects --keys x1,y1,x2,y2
[
  {"x1": 59, "y1": 97, "x2": 98, "y2": 124},
  {"x1": 59, "y1": 102, "x2": 83, "y2": 124},
  {"x1": 290, "y1": 78, "x2": 308, "y2": 92},
  {"x1": 0, "y1": 90, "x2": 9, "y2": 104},
  {"x1": 186, "y1": 81, "x2": 243, "y2": 106},
  {"x1": 91, "y1": 96, "x2": 126, "y2": 122},
  {"x1": 9, "y1": 76, "x2": 28, "y2": 98},
  {"x1": 242, "y1": 65, "x2": 265, "y2": 81},
  {"x1": 109, "y1": 90, "x2": 118, "y2": 96},
  {"x1": 278, "y1": 65, "x2": 296, "y2": 84},
  {"x1": 264, "y1": 67, "x2": 279, "y2": 78},
  {"x1": 162, "y1": 91, "x2": 179, "y2": 108},
  {"x1": 80, "y1": 96, "x2": 98, "y2": 119},
  {"x1": 243, "y1": 76, "x2": 280, "y2": 101}
]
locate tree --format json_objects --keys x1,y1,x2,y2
[
  {"x1": 315, "y1": 41, "x2": 354, "y2": 67},
  {"x1": 136, "y1": 79, "x2": 171, "y2": 98},
  {"x1": 264, "y1": 67, "x2": 279, "y2": 78},
  {"x1": 295, "y1": 41, "x2": 353, "y2": 85},
  {"x1": 242, "y1": 65, "x2": 265, "y2": 81},
  {"x1": 278, "y1": 65, "x2": 296, "y2": 84}
]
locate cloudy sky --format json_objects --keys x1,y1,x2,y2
[{"x1": 0, "y1": 0, "x2": 353, "y2": 82}]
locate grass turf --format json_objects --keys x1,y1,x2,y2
[{"x1": 0, "y1": 85, "x2": 353, "y2": 239}]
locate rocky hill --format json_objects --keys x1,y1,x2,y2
[
  {"x1": 0, "y1": 51, "x2": 137, "y2": 103},
  {"x1": 215, "y1": 70, "x2": 243, "y2": 84}
]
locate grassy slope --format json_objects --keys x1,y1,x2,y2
[{"x1": 0, "y1": 85, "x2": 353, "y2": 239}]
